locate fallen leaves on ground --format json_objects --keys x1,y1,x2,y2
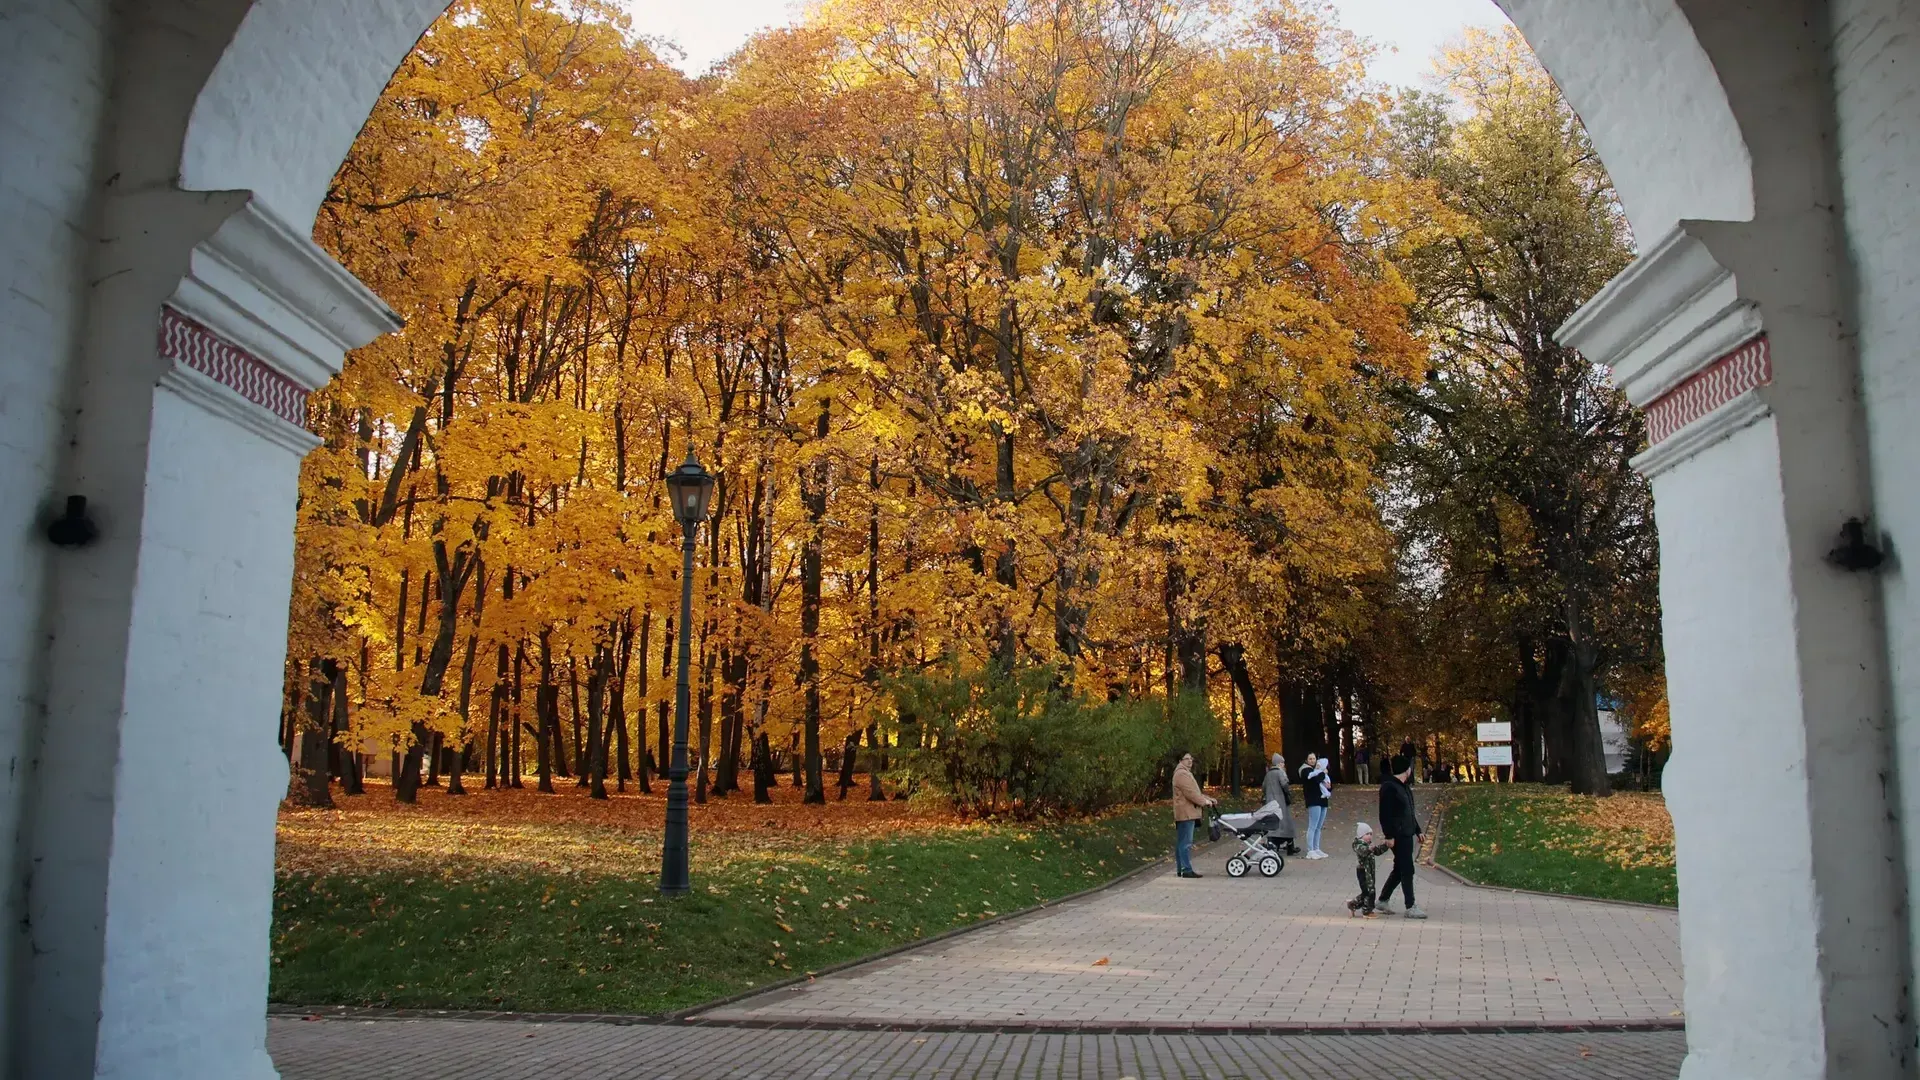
[{"x1": 277, "y1": 779, "x2": 967, "y2": 879}]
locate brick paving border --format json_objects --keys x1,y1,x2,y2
[
  {"x1": 267, "y1": 1003, "x2": 1683, "y2": 1034},
  {"x1": 269, "y1": 1017, "x2": 1689, "y2": 1080}
]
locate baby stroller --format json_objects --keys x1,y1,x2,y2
[{"x1": 1212, "y1": 801, "x2": 1291, "y2": 878}]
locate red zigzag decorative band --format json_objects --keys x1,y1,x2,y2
[
  {"x1": 1643, "y1": 335, "x2": 1771, "y2": 445},
  {"x1": 157, "y1": 306, "x2": 309, "y2": 428}
]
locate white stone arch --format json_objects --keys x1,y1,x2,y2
[{"x1": 180, "y1": 0, "x2": 449, "y2": 230}]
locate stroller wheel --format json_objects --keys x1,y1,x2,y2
[
  {"x1": 1226, "y1": 855, "x2": 1250, "y2": 878},
  {"x1": 1258, "y1": 853, "x2": 1283, "y2": 877}
]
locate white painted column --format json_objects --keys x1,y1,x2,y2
[
  {"x1": 1562, "y1": 224, "x2": 1909, "y2": 1080},
  {"x1": 17, "y1": 197, "x2": 397, "y2": 1079}
]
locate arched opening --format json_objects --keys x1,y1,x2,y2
[{"x1": 4, "y1": 2, "x2": 1916, "y2": 1078}]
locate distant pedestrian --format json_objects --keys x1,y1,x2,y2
[
  {"x1": 1347, "y1": 822, "x2": 1392, "y2": 917},
  {"x1": 1355, "y1": 746, "x2": 1371, "y2": 785},
  {"x1": 1377, "y1": 755, "x2": 1426, "y2": 918},
  {"x1": 1171, "y1": 751, "x2": 1217, "y2": 879},
  {"x1": 1262, "y1": 753, "x2": 1299, "y2": 854},
  {"x1": 1301, "y1": 754, "x2": 1331, "y2": 858}
]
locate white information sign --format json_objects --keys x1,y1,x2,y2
[
  {"x1": 1476, "y1": 722, "x2": 1512, "y2": 743},
  {"x1": 1477, "y1": 745, "x2": 1514, "y2": 767}
]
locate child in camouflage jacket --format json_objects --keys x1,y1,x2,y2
[{"x1": 1347, "y1": 822, "x2": 1393, "y2": 917}]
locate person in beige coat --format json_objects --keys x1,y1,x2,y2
[{"x1": 1171, "y1": 752, "x2": 1217, "y2": 878}]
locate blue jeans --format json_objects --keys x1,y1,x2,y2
[
  {"x1": 1306, "y1": 804, "x2": 1327, "y2": 853},
  {"x1": 1175, "y1": 819, "x2": 1196, "y2": 873}
]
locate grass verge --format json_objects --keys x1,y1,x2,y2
[
  {"x1": 1434, "y1": 784, "x2": 1676, "y2": 906},
  {"x1": 271, "y1": 787, "x2": 1172, "y2": 1014}
]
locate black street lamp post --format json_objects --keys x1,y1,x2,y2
[{"x1": 660, "y1": 448, "x2": 714, "y2": 896}]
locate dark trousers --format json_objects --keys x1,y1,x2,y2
[{"x1": 1379, "y1": 835, "x2": 1416, "y2": 906}]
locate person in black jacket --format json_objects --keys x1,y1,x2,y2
[{"x1": 1377, "y1": 755, "x2": 1427, "y2": 919}]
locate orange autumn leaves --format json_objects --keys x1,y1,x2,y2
[{"x1": 291, "y1": 0, "x2": 1440, "y2": 786}]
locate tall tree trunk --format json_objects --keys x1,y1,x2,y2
[
  {"x1": 287, "y1": 660, "x2": 335, "y2": 808},
  {"x1": 1319, "y1": 675, "x2": 1338, "y2": 773},
  {"x1": 1167, "y1": 562, "x2": 1207, "y2": 693},
  {"x1": 867, "y1": 724, "x2": 886, "y2": 801},
  {"x1": 510, "y1": 641, "x2": 525, "y2": 788},
  {"x1": 536, "y1": 632, "x2": 557, "y2": 792},
  {"x1": 717, "y1": 647, "x2": 745, "y2": 797},
  {"x1": 1560, "y1": 619, "x2": 1612, "y2": 796},
  {"x1": 612, "y1": 615, "x2": 633, "y2": 792},
  {"x1": 396, "y1": 539, "x2": 479, "y2": 803},
  {"x1": 635, "y1": 610, "x2": 653, "y2": 794},
  {"x1": 799, "y1": 402, "x2": 829, "y2": 804},
  {"x1": 837, "y1": 729, "x2": 859, "y2": 799},
  {"x1": 696, "y1": 637, "x2": 715, "y2": 805},
  {"x1": 656, "y1": 613, "x2": 672, "y2": 795},
  {"x1": 1338, "y1": 678, "x2": 1356, "y2": 785},
  {"x1": 752, "y1": 732, "x2": 773, "y2": 804},
  {"x1": 487, "y1": 645, "x2": 506, "y2": 789},
  {"x1": 585, "y1": 644, "x2": 611, "y2": 800},
  {"x1": 331, "y1": 661, "x2": 362, "y2": 795},
  {"x1": 570, "y1": 656, "x2": 587, "y2": 788},
  {"x1": 1218, "y1": 644, "x2": 1265, "y2": 760}
]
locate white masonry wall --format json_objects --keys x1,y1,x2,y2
[
  {"x1": 1830, "y1": 0, "x2": 1920, "y2": 997},
  {"x1": 0, "y1": 0, "x2": 115, "y2": 1061},
  {"x1": 92, "y1": 386, "x2": 300, "y2": 1080}
]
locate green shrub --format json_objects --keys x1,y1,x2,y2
[{"x1": 886, "y1": 663, "x2": 1215, "y2": 817}]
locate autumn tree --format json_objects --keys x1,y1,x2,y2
[{"x1": 1380, "y1": 28, "x2": 1657, "y2": 795}]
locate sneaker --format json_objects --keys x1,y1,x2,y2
[
  {"x1": 1405, "y1": 905, "x2": 1428, "y2": 919},
  {"x1": 1362, "y1": 909, "x2": 1381, "y2": 919},
  {"x1": 1377, "y1": 901, "x2": 1396, "y2": 915},
  {"x1": 1346, "y1": 899, "x2": 1360, "y2": 916},
  {"x1": 1186, "y1": 870, "x2": 1205, "y2": 879}
]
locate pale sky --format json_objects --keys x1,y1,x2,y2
[{"x1": 616, "y1": 0, "x2": 1512, "y2": 88}]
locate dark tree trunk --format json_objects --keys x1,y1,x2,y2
[
  {"x1": 1280, "y1": 678, "x2": 1321, "y2": 764},
  {"x1": 752, "y1": 732, "x2": 773, "y2": 804},
  {"x1": 510, "y1": 641, "x2": 526, "y2": 788},
  {"x1": 1167, "y1": 562, "x2": 1208, "y2": 693},
  {"x1": 570, "y1": 657, "x2": 587, "y2": 788},
  {"x1": 487, "y1": 644, "x2": 507, "y2": 789},
  {"x1": 634, "y1": 610, "x2": 652, "y2": 793},
  {"x1": 613, "y1": 614, "x2": 634, "y2": 790},
  {"x1": 867, "y1": 724, "x2": 886, "y2": 801},
  {"x1": 799, "y1": 403, "x2": 828, "y2": 804},
  {"x1": 288, "y1": 660, "x2": 335, "y2": 808},
  {"x1": 328, "y1": 660, "x2": 363, "y2": 795},
  {"x1": 1338, "y1": 679, "x2": 1356, "y2": 785},
  {"x1": 716, "y1": 647, "x2": 745, "y2": 797},
  {"x1": 585, "y1": 645, "x2": 610, "y2": 800},
  {"x1": 1218, "y1": 644, "x2": 1265, "y2": 760},
  {"x1": 696, "y1": 637, "x2": 715, "y2": 804},
  {"x1": 396, "y1": 538, "x2": 480, "y2": 803},
  {"x1": 535, "y1": 632, "x2": 559, "y2": 792},
  {"x1": 837, "y1": 729, "x2": 859, "y2": 799}
]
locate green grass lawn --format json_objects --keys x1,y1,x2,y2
[
  {"x1": 270, "y1": 797, "x2": 1172, "y2": 1015},
  {"x1": 1434, "y1": 785, "x2": 1677, "y2": 906}
]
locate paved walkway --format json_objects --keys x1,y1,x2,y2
[
  {"x1": 269, "y1": 1020, "x2": 1686, "y2": 1078},
  {"x1": 700, "y1": 791, "x2": 1682, "y2": 1028},
  {"x1": 270, "y1": 788, "x2": 1687, "y2": 1078}
]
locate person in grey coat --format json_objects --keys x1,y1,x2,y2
[{"x1": 1262, "y1": 754, "x2": 1299, "y2": 854}]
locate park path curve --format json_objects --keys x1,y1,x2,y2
[{"x1": 696, "y1": 789, "x2": 1683, "y2": 1029}]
